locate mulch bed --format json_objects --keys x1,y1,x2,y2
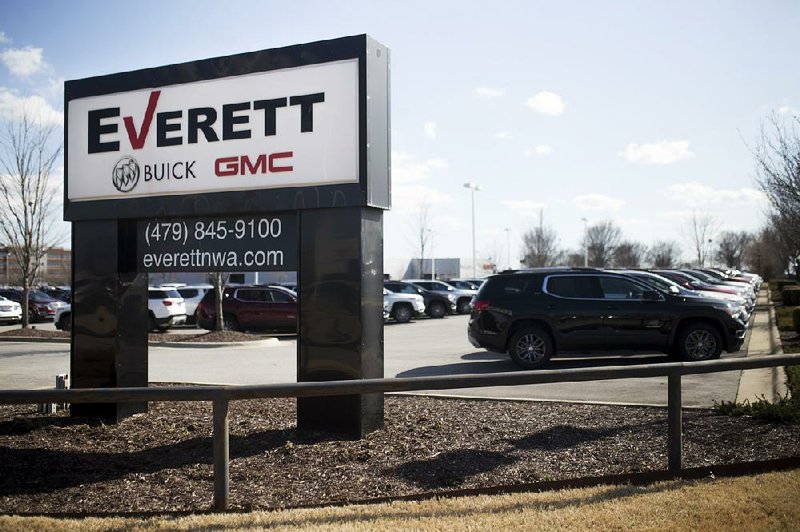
[
  {"x1": 0, "y1": 394, "x2": 798, "y2": 514},
  {"x1": 0, "y1": 327, "x2": 264, "y2": 343}
]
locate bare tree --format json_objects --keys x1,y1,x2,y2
[
  {"x1": 210, "y1": 271, "x2": 231, "y2": 331},
  {"x1": 583, "y1": 220, "x2": 622, "y2": 267},
  {"x1": 520, "y1": 210, "x2": 563, "y2": 267},
  {"x1": 684, "y1": 211, "x2": 717, "y2": 267},
  {"x1": 612, "y1": 241, "x2": 647, "y2": 268},
  {"x1": 715, "y1": 231, "x2": 752, "y2": 269},
  {"x1": 0, "y1": 113, "x2": 62, "y2": 328},
  {"x1": 753, "y1": 113, "x2": 800, "y2": 277},
  {"x1": 409, "y1": 203, "x2": 432, "y2": 278},
  {"x1": 648, "y1": 240, "x2": 681, "y2": 268},
  {"x1": 745, "y1": 226, "x2": 788, "y2": 279}
]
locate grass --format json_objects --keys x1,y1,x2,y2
[
  {"x1": 1, "y1": 470, "x2": 798, "y2": 531},
  {"x1": 776, "y1": 306, "x2": 797, "y2": 332}
]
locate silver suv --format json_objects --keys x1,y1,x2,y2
[{"x1": 383, "y1": 288, "x2": 426, "y2": 323}]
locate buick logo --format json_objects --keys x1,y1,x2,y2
[{"x1": 112, "y1": 156, "x2": 140, "y2": 193}]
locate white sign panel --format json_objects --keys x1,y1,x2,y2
[{"x1": 67, "y1": 59, "x2": 359, "y2": 202}]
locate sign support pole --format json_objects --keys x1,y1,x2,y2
[
  {"x1": 297, "y1": 207, "x2": 384, "y2": 437},
  {"x1": 70, "y1": 220, "x2": 149, "y2": 420}
]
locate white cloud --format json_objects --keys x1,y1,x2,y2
[
  {"x1": 392, "y1": 151, "x2": 448, "y2": 184},
  {"x1": 423, "y1": 121, "x2": 437, "y2": 140},
  {"x1": 526, "y1": 91, "x2": 565, "y2": 116},
  {"x1": 495, "y1": 131, "x2": 513, "y2": 140},
  {"x1": 618, "y1": 140, "x2": 694, "y2": 164},
  {"x1": 525, "y1": 145, "x2": 552, "y2": 156},
  {"x1": 474, "y1": 87, "x2": 505, "y2": 98},
  {"x1": 502, "y1": 200, "x2": 548, "y2": 216},
  {"x1": 0, "y1": 87, "x2": 63, "y2": 125},
  {"x1": 665, "y1": 182, "x2": 768, "y2": 207},
  {"x1": 1, "y1": 46, "x2": 45, "y2": 77},
  {"x1": 574, "y1": 194, "x2": 626, "y2": 211},
  {"x1": 778, "y1": 105, "x2": 797, "y2": 116},
  {"x1": 0, "y1": 32, "x2": 8, "y2": 44}
]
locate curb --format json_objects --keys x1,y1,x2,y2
[{"x1": 0, "y1": 336, "x2": 281, "y2": 348}]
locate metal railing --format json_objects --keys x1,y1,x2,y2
[{"x1": 1, "y1": 353, "x2": 799, "y2": 511}]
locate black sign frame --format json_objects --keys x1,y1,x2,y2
[{"x1": 64, "y1": 34, "x2": 390, "y2": 221}]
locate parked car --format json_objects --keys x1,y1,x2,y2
[
  {"x1": 619, "y1": 270, "x2": 751, "y2": 323},
  {"x1": 468, "y1": 268, "x2": 747, "y2": 369},
  {"x1": 653, "y1": 270, "x2": 755, "y2": 311},
  {"x1": 447, "y1": 278, "x2": 485, "y2": 289},
  {"x1": 196, "y1": 285, "x2": 297, "y2": 332},
  {"x1": 54, "y1": 304, "x2": 71, "y2": 330},
  {"x1": 383, "y1": 280, "x2": 456, "y2": 319},
  {"x1": 164, "y1": 284, "x2": 213, "y2": 325},
  {"x1": 403, "y1": 279, "x2": 475, "y2": 314},
  {"x1": 383, "y1": 288, "x2": 426, "y2": 323},
  {"x1": 148, "y1": 287, "x2": 187, "y2": 331},
  {"x1": 0, "y1": 296, "x2": 22, "y2": 324},
  {"x1": 41, "y1": 286, "x2": 71, "y2": 303},
  {"x1": 0, "y1": 288, "x2": 67, "y2": 322}
]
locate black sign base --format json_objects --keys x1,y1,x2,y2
[
  {"x1": 70, "y1": 220, "x2": 148, "y2": 420},
  {"x1": 297, "y1": 207, "x2": 384, "y2": 437}
]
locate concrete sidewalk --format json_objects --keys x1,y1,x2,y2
[{"x1": 736, "y1": 286, "x2": 788, "y2": 403}]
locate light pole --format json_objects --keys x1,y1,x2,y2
[
  {"x1": 581, "y1": 217, "x2": 588, "y2": 267},
  {"x1": 464, "y1": 183, "x2": 481, "y2": 277},
  {"x1": 504, "y1": 227, "x2": 511, "y2": 270}
]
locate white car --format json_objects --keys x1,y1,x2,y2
[
  {"x1": 148, "y1": 287, "x2": 187, "y2": 331},
  {"x1": 54, "y1": 304, "x2": 72, "y2": 330},
  {"x1": 0, "y1": 296, "x2": 22, "y2": 324},
  {"x1": 167, "y1": 284, "x2": 213, "y2": 325},
  {"x1": 383, "y1": 288, "x2": 426, "y2": 323}
]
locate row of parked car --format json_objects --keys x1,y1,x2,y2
[
  {"x1": 468, "y1": 267, "x2": 762, "y2": 370},
  {"x1": 0, "y1": 288, "x2": 70, "y2": 324}
]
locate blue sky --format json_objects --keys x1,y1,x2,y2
[{"x1": 1, "y1": 0, "x2": 798, "y2": 272}]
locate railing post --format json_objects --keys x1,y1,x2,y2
[
  {"x1": 667, "y1": 373, "x2": 682, "y2": 472},
  {"x1": 213, "y1": 398, "x2": 230, "y2": 511}
]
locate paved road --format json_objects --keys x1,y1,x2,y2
[{"x1": 0, "y1": 315, "x2": 747, "y2": 407}]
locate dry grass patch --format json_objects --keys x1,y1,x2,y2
[{"x1": 2, "y1": 469, "x2": 798, "y2": 531}]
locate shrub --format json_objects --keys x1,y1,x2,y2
[
  {"x1": 794, "y1": 307, "x2": 800, "y2": 334},
  {"x1": 783, "y1": 286, "x2": 800, "y2": 306}
]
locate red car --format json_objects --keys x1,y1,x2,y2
[{"x1": 196, "y1": 285, "x2": 297, "y2": 332}]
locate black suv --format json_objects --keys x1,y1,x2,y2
[
  {"x1": 384, "y1": 280, "x2": 457, "y2": 318},
  {"x1": 468, "y1": 268, "x2": 747, "y2": 369}
]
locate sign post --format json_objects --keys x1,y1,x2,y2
[{"x1": 65, "y1": 35, "x2": 390, "y2": 435}]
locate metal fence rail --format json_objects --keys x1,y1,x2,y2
[{"x1": 1, "y1": 354, "x2": 799, "y2": 511}]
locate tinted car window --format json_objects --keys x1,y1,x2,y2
[
  {"x1": 148, "y1": 289, "x2": 180, "y2": 299},
  {"x1": 236, "y1": 289, "x2": 268, "y2": 302},
  {"x1": 270, "y1": 290, "x2": 293, "y2": 303},
  {"x1": 545, "y1": 275, "x2": 602, "y2": 299},
  {"x1": 177, "y1": 288, "x2": 199, "y2": 298},
  {"x1": 478, "y1": 276, "x2": 531, "y2": 298},
  {"x1": 598, "y1": 276, "x2": 645, "y2": 300}
]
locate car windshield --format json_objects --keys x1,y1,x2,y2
[{"x1": 29, "y1": 291, "x2": 53, "y2": 301}]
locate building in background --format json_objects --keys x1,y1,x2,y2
[{"x1": 0, "y1": 246, "x2": 72, "y2": 287}]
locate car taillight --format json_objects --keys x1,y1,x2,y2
[
  {"x1": 472, "y1": 299, "x2": 490, "y2": 312},
  {"x1": 162, "y1": 300, "x2": 173, "y2": 306}
]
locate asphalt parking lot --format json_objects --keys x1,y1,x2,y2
[{"x1": 0, "y1": 314, "x2": 747, "y2": 408}]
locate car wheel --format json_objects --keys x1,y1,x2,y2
[
  {"x1": 508, "y1": 326, "x2": 553, "y2": 369},
  {"x1": 28, "y1": 309, "x2": 36, "y2": 323},
  {"x1": 393, "y1": 304, "x2": 413, "y2": 323},
  {"x1": 456, "y1": 298, "x2": 472, "y2": 314},
  {"x1": 678, "y1": 322, "x2": 722, "y2": 361},
  {"x1": 148, "y1": 313, "x2": 158, "y2": 332},
  {"x1": 58, "y1": 313, "x2": 72, "y2": 331},
  {"x1": 223, "y1": 315, "x2": 240, "y2": 331},
  {"x1": 427, "y1": 301, "x2": 446, "y2": 319}
]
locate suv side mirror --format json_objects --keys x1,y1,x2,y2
[{"x1": 642, "y1": 290, "x2": 661, "y2": 302}]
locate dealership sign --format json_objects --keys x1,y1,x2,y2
[
  {"x1": 68, "y1": 60, "x2": 358, "y2": 202},
  {"x1": 64, "y1": 35, "x2": 390, "y2": 220}
]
